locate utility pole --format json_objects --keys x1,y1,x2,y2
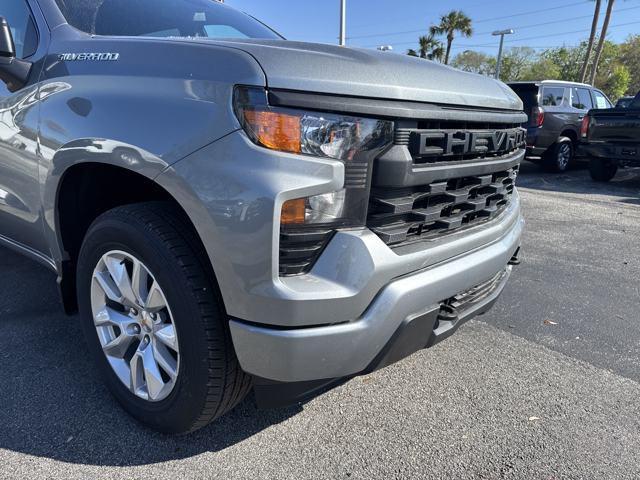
[
  {"x1": 339, "y1": 0, "x2": 346, "y2": 46},
  {"x1": 492, "y1": 29, "x2": 514, "y2": 80}
]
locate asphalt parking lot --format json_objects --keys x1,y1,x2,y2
[{"x1": 1, "y1": 162, "x2": 639, "y2": 479}]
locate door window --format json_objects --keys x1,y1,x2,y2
[
  {"x1": 1, "y1": 0, "x2": 38, "y2": 58},
  {"x1": 592, "y1": 90, "x2": 611, "y2": 109},
  {"x1": 541, "y1": 87, "x2": 565, "y2": 107},
  {"x1": 572, "y1": 88, "x2": 593, "y2": 110}
]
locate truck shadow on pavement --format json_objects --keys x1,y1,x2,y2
[
  {"x1": 517, "y1": 161, "x2": 640, "y2": 202},
  {"x1": 0, "y1": 246, "x2": 301, "y2": 466}
]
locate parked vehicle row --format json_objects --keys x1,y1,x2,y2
[{"x1": 508, "y1": 80, "x2": 613, "y2": 173}]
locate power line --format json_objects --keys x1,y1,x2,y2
[
  {"x1": 449, "y1": 44, "x2": 575, "y2": 50},
  {"x1": 348, "y1": 0, "x2": 508, "y2": 30},
  {"x1": 473, "y1": 5, "x2": 640, "y2": 37},
  {"x1": 359, "y1": 17, "x2": 640, "y2": 50},
  {"x1": 348, "y1": 0, "x2": 588, "y2": 40},
  {"x1": 505, "y1": 19, "x2": 640, "y2": 43},
  {"x1": 474, "y1": 0, "x2": 587, "y2": 24},
  {"x1": 451, "y1": 19, "x2": 640, "y2": 48}
]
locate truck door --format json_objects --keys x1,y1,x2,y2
[{"x1": 0, "y1": 0, "x2": 47, "y2": 255}]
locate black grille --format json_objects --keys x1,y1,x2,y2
[
  {"x1": 279, "y1": 228, "x2": 334, "y2": 276},
  {"x1": 367, "y1": 167, "x2": 518, "y2": 246},
  {"x1": 279, "y1": 114, "x2": 524, "y2": 274}
]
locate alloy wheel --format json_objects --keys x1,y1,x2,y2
[
  {"x1": 557, "y1": 143, "x2": 572, "y2": 170},
  {"x1": 90, "y1": 250, "x2": 180, "y2": 402}
]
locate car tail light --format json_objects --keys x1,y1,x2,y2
[
  {"x1": 581, "y1": 115, "x2": 590, "y2": 138},
  {"x1": 531, "y1": 107, "x2": 544, "y2": 127}
]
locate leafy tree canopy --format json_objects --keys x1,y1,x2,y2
[{"x1": 448, "y1": 40, "x2": 632, "y2": 100}]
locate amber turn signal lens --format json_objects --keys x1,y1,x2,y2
[
  {"x1": 243, "y1": 110, "x2": 301, "y2": 153},
  {"x1": 281, "y1": 198, "x2": 306, "y2": 225}
]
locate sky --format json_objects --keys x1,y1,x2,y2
[{"x1": 225, "y1": 0, "x2": 640, "y2": 57}]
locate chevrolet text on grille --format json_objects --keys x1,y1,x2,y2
[{"x1": 410, "y1": 128, "x2": 526, "y2": 157}]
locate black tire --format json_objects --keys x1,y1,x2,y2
[
  {"x1": 543, "y1": 137, "x2": 574, "y2": 173},
  {"x1": 589, "y1": 157, "x2": 618, "y2": 182},
  {"x1": 77, "y1": 202, "x2": 252, "y2": 434}
]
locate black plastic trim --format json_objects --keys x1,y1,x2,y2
[
  {"x1": 374, "y1": 146, "x2": 525, "y2": 188},
  {"x1": 253, "y1": 377, "x2": 350, "y2": 409},
  {"x1": 269, "y1": 89, "x2": 528, "y2": 124}
]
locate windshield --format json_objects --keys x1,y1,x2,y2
[
  {"x1": 617, "y1": 98, "x2": 633, "y2": 108},
  {"x1": 54, "y1": 0, "x2": 282, "y2": 39}
]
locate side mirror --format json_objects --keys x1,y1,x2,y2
[
  {"x1": 0, "y1": 17, "x2": 16, "y2": 57},
  {"x1": 0, "y1": 17, "x2": 32, "y2": 92}
]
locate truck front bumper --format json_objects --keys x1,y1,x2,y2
[
  {"x1": 229, "y1": 206, "x2": 523, "y2": 391},
  {"x1": 163, "y1": 131, "x2": 524, "y2": 405}
]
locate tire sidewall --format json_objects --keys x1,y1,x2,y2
[
  {"x1": 553, "y1": 139, "x2": 573, "y2": 172},
  {"x1": 589, "y1": 157, "x2": 618, "y2": 182},
  {"x1": 77, "y1": 215, "x2": 213, "y2": 432}
]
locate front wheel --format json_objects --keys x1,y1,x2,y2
[
  {"x1": 589, "y1": 157, "x2": 618, "y2": 182},
  {"x1": 544, "y1": 137, "x2": 574, "y2": 173},
  {"x1": 77, "y1": 202, "x2": 251, "y2": 433}
]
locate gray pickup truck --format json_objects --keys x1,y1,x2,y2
[{"x1": 0, "y1": 0, "x2": 525, "y2": 433}]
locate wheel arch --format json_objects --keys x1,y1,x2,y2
[
  {"x1": 559, "y1": 128, "x2": 578, "y2": 145},
  {"x1": 53, "y1": 161, "x2": 219, "y2": 315}
]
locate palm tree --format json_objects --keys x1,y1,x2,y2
[
  {"x1": 579, "y1": 0, "x2": 602, "y2": 83},
  {"x1": 407, "y1": 30, "x2": 444, "y2": 61},
  {"x1": 431, "y1": 10, "x2": 473, "y2": 65},
  {"x1": 589, "y1": 0, "x2": 616, "y2": 85}
]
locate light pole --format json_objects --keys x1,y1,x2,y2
[
  {"x1": 492, "y1": 29, "x2": 514, "y2": 80},
  {"x1": 339, "y1": 0, "x2": 347, "y2": 46}
]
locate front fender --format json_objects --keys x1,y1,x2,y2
[
  {"x1": 36, "y1": 35, "x2": 267, "y2": 264},
  {"x1": 41, "y1": 138, "x2": 170, "y2": 264}
]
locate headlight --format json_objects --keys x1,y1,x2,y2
[
  {"x1": 234, "y1": 86, "x2": 394, "y2": 162},
  {"x1": 234, "y1": 86, "x2": 394, "y2": 228}
]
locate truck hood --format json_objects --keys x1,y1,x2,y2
[{"x1": 195, "y1": 39, "x2": 523, "y2": 111}]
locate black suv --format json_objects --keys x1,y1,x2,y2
[{"x1": 509, "y1": 81, "x2": 613, "y2": 172}]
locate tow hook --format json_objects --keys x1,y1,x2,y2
[{"x1": 508, "y1": 247, "x2": 522, "y2": 266}]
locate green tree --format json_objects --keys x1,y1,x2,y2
[
  {"x1": 598, "y1": 64, "x2": 630, "y2": 100},
  {"x1": 498, "y1": 47, "x2": 537, "y2": 82},
  {"x1": 520, "y1": 58, "x2": 562, "y2": 81},
  {"x1": 431, "y1": 10, "x2": 473, "y2": 65},
  {"x1": 619, "y1": 35, "x2": 640, "y2": 94},
  {"x1": 539, "y1": 44, "x2": 588, "y2": 81},
  {"x1": 534, "y1": 41, "x2": 626, "y2": 99},
  {"x1": 451, "y1": 50, "x2": 494, "y2": 75},
  {"x1": 407, "y1": 31, "x2": 444, "y2": 61}
]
